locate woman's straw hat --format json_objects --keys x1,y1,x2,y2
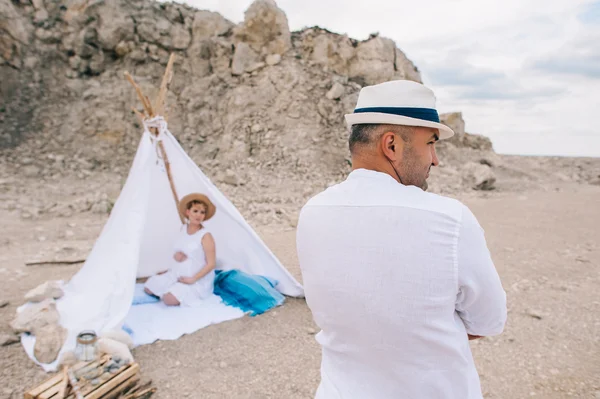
[{"x1": 178, "y1": 193, "x2": 216, "y2": 221}]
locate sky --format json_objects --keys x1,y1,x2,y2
[{"x1": 180, "y1": 0, "x2": 600, "y2": 157}]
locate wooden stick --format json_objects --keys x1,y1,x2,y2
[
  {"x1": 65, "y1": 358, "x2": 119, "y2": 399},
  {"x1": 85, "y1": 363, "x2": 140, "y2": 399},
  {"x1": 131, "y1": 107, "x2": 146, "y2": 123},
  {"x1": 67, "y1": 368, "x2": 84, "y2": 399},
  {"x1": 58, "y1": 366, "x2": 70, "y2": 399},
  {"x1": 124, "y1": 72, "x2": 154, "y2": 117},
  {"x1": 129, "y1": 379, "x2": 153, "y2": 394},
  {"x1": 25, "y1": 375, "x2": 61, "y2": 399},
  {"x1": 144, "y1": 95, "x2": 154, "y2": 118},
  {"x1": 24, "y1": 357, "x2": 108, "y2": 399},
  {"x1": 140, "y1": 387, "x2": 157, "y2": 399},
  {"x1": 103, "y1": 375, "x2": 140, "y2": 399},
  {"x1": 25, "y1": 259, "x2": 85, "y2": 267},
  {"x1": 154, "y1": 53, "x2": 176, "y2": 117},
  {"x1": 157, "y1": 141, "x2": 183, "y2": 224},
  {"x1": 123, "y1": 387, "x2": 157, "y2": 399}
]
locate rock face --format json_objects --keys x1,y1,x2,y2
[
  {"x1": 295, "y1": 29, "x2": 422, "y2": 85},
  {"x1": 0, "y1": 0, "x2": 503, "y2": 226},
  {"x1": 440, "y1": 112, "x2": 494, "y2": 151},
  {"x1": 0, "y1": 0, "x2": 32, "y2": 69},
  {"x1": 440, "y1": 112, "x2": 466, "y2": 137},
  {"x1": 234, "y1": 0, "x2": 291, "y2": 56},
  {"x1": 326, "y1": 82, "x2": 345, "y2": 100},
  {"x1": 231, "y1": 42, "x2": 260, "y2": 76},
  {"x1": 192, "y1": 10, "x2": 233, "y2": 41},
  {"x1": 349, "y1": 36, "x2": 398, "y2": 85},
  {"x1": 461, "y1": 133, "x2": 494, "y2": 151}
]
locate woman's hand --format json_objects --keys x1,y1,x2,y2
[
  {"x1": 174, "y1": 251, "x2": 188, "y2": 262},
  {"x1": 178, "y1": 276, "x2": 196, "y2": 285}
]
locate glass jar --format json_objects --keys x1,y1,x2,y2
[{"x1": 75, "y1": 330, "x2": 98, "y2": 362}]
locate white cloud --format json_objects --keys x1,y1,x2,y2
[
  {"x1": 182, "y1": 0, "x2": 600, "y2": 157},
  {"x1": 531, "y1": 30, "x2": 600, "y2": 79}
]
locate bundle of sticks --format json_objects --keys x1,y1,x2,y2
[{"x1": 24, "y1": 355, "x2": 156, "y2": 399}]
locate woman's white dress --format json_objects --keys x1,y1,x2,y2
[{"x1": 144, "y1": 226, "x2": 215, "y2": 306}]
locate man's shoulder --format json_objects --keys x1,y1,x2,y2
[
  {"x1": 302, "y1": 186, "x2": 339, "y2": 207},
  {"x1": 393, "y1": 186, "x2": 467, "y2": 220},
  {"x1": 300, "y1": 179, "x2": 467, "y2": 220},
  {"x1": 300, "y1": 178, "x2": 360, "y2": 210},
  {"x1": 419, "y1": 189, "x2": 467, "y2": 213}
]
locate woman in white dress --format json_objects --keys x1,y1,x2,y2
[{"x1": 144, "y1": 193, "x2": 217, "y2": 306}]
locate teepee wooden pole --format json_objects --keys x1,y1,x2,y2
[
  {"x1": 131, "y1": 107, "x2": 145, "y2": 123},
  {"x1": 124, "y1": 72, "x2": 154, "y2": 117},
  {"x1": 125, "y1": 54, "x2": 184, "y2": 224},
  {"x1": 153, "y1": 53, "x2": 182, "y2": 222},
  {"x1": 154, "y1": 53, "x2": 176, "y2": 118},
  {"x1": 158, "y1": 141, "x2": 184, "y2": 224}
]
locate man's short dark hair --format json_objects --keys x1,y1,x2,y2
[
  {"x1": 348, "y1": 124, "x2": 413, "y2": 153},
  {"x1": 348, "y1": 124, "x2": 380, "y2": 153}
]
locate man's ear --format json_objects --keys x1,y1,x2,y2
[{"x1": 380, "y1": 131, "x2": 402, "y2": 162}]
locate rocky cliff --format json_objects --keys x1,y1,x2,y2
[
  {"x1": 1, "y1": 0, "x2": 598, "y2": 225},
  {"x1": 1, "y1": 0, "x2": 422, "y2": 177}
]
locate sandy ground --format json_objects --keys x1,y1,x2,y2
[{"x1": 1, "y1": 183, "x2": 599, "y2": 399}]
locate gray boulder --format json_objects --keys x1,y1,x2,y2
[
  {"x1": 34, "y1": 324, "x2": 67, "y2": 364},
  {"x1": 463, "y1": 162, "x2": 496, "y2": 190},
  {"x1": 24, "y1": 281, "x2": 64, "y2": 303}
]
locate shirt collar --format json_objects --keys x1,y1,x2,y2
[{"x1": 347, "y1": 168, "x2": 400, "y2": 185}]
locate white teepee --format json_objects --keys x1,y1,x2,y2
[{"x1": 21, "y1": 56, "x2": 304, "y2": 371}]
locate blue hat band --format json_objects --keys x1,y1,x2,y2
[{"x1": 353, "y1": 107, "x2": 440, "y2": 123}]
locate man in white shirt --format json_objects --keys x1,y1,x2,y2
[{"x1": 296, "y1": 80, "x2": 507, "y2": 399}]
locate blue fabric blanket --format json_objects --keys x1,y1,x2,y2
[
  {"x1": 213, "y1": 269, "x2": 284, "y2": 316},
  {"x1": 132, "y1": 269, "x2": 284, "y2": 316},
  {"x1": 132, "y1": 284, "x2": 160, "y2": 305}
]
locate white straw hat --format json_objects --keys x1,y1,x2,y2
[{"x1": 344, "y1": 80, "x2": 454, "y2": 140}]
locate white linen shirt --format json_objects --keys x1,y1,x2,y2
[{"x1": 296, "y1": 168, "x2": 507, "y2": 399}]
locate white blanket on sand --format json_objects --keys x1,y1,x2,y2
[
  {"x1": 122, "y1": 293, "x2": 245, "y2": 346},
  {"x1": 21, "y1": 292, "x2": 245, "y2": 371}
]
